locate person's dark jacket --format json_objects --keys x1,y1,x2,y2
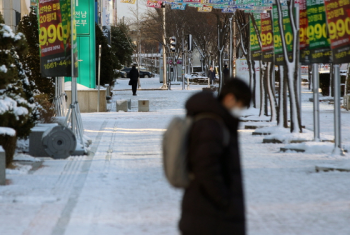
[
  {"x1": 208, "y1": 70, "x2": 216, "y2": 82},
  {"x1": 129, "y1": 67, "x2": 139, "y2": 82},
  {"x1": 223, "y1": 67, "x2": 229, "y2": 84},
  {"x1": 179, "y1": 92, "x2": 245, "y2": 235}
]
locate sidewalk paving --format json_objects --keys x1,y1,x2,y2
[{"x1": 0, "y1": 77, "x2": 349, "y2": 235}]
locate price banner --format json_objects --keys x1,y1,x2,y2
[
  {"x1": 171, "y1": 3, "x2": 186, "y2": 10},
  {"x1": 306, "y1": 0, "x2": 331, "y2": 63},
  {"x1": 37, "y1": 0, "x2": 78, "y2": 77},
  {"x1": 250, "y1": 13, "x2": 262, "y2": 61},
  {"x1": 272, "y1": 4, "x2": 293, "y2": 65},
  {"x1": 183, "y1": 0, "x2": 201, "y2": 3},
  {"x1": 261, "y1": 12, "x2": 274, "y2": 62},
  {"x1": 147, "y1": 0, "x2": 162, "y2": 8},
  {"x1": 198, "y1": 5, "x2": 213, "y2": 12},
  {"x1": 324, "y1": 0, "x2": 350, "y2": 63},
  {"x1": 299, "y1": 0, "x2": 311, "y2": 64},
  {"x1": 120, "y1": 0, "x2": 136, "y2": 4}
]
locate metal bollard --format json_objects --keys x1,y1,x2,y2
[{"x1": 0, "y1": 146, "x2": 5, "y2": 185}]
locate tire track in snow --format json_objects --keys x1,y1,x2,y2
[
  {"x1": 22, "y1": 120, "x2": 108, "y2": 235},
  {"x1": 50, "y1": 120, "x2": 108, "y2": 235}
]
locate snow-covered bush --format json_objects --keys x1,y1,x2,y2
[
  {"x1": 18, "y1": 8, "x2": 55, "y2": 100},
  {"x1": 0, "y1": 13, "x2": 37, "y2": 166}
]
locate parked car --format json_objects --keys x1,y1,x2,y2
[
  {"x1": 121, "y1": 67, "x2": 132, "y2": 77},
  {"x1": 121, "y1": 67, "x2": 153, "y2": 78},
  {"x1": 139, "y1": 70, "x2": 153, "y2": 78},
  {"x1": 115, "y1": 70, "x2": 127, "y2": 78}
]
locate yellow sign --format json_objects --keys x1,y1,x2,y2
[
  {"x1": 198, "y1": 5, "x2": 212, "y2": 12},
  {"x1": 120, "y1": 0, "x2": 136, "y2": 4}
]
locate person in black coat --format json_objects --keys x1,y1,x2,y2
[
  {"x1": 179, "y1": 78, "x2": 251, "y2": 235},
  {"x1": 208, "y1": 66, "x2": 216, "y2": 85},
  {"x1": 223, "y1": 65, "x2": 230, "y2": 85},
  {"x1": 129, "y1": 65, "x2": 139, "y2": 96}
]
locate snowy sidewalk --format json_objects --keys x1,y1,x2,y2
[{"x1": 0, "y1": 78, "x2": 350, "y2": 235}]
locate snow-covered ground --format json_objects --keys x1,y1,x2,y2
[{"x1": 0, "y1": 77, "x2": 350, "y2": 235}]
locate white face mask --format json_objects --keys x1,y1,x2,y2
[{"x1": 231, "y1": 107, "x2": 243, "y2": 118}]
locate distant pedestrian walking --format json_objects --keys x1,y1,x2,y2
[
  {"x1": 129, "y1": 65, "x2": 139, "y2": 96},
  {"x1": 179, "y1": 78, "x2": 251, "y2": 235},
  {"x1": 223, "y1": 65, "x2": 229, "y2": 85},
  {"x1": 208, "y1": 66, "x2": 216, "y2": 85}
]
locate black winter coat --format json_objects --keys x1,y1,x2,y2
[
  {"x1": 179, "y1": 92, "x2": 245, "y2": 235},
  {"x1": 129, "y1": 67, "x2": 139, "y2": 82}
]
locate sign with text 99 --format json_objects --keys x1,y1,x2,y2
[
  {"x1": 324, "y1": 0, "x2": 350, "y2": 63},
  {"x1": 37, "y1": 0, "x2": 78, "y2": 77},
  {"x1": 261, "y1": 12, "x2": 273, "y2": 63}
]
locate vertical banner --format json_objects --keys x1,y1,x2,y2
[
  {"x1": 324, "y1": 0, "x2": 350, "y2": 63},
  {"x1": 306, "y1": 0, "x2": 331, "y2": 63},
  {"x1": 250, "y1": 13, "x2": 262, "y2": 61},
  {"x1": 261, "y1": 12, "x2": 274, "y2": 62},
  {"x1": 37, "y1": 0, "x2": 78, "y2": 77},
  {"x1": 272, "y1": 4, "x2": 293, "y2": 65},
  {"x1": 299, "y1": 0, "x2": 311, "y2": 64}
]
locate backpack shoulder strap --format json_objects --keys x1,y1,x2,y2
[{"x1": 193, "y1": 113, "x2": 230, "y2": 146}]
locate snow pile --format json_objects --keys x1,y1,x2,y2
[
  {"x1": 6, "y1": 163, "x2": 32, "y2": 175},
  {"x1": 254, "y1": 125, "x2": 290, "y2": 135},
  {"x1": 241, "y1": 107, "x2": 260, "y2": 117},
  {"x1": 241, "y1": 114, "x2": 271, "y2": 122},
  {"x1": 284, "y1": 142, "x2": 335, "y2": 153},
  {"x1": 0, "y1": 127, "x2": 15, "y2": 136},
  {"x1": 14, "y1": 153, "x2": 41, "y2": 162},
  {"x1": 264, "y1": 128, "x2": 334, "y2": 143}
]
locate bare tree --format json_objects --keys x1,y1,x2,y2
[{"x1": 276, "y1": 1, "x2": 302, "y2": 133}]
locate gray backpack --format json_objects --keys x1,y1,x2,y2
[{"x1": 162, "y1": 113, "x2": 229, "y2": 188}]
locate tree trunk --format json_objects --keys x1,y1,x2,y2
[
  {"x1": 276, "y1": 0, "x2": 302, "y2": 133},
  {"x1": 259, "y1": 62, "x2": 266, "y2": 116},
  {"x1": 267, "y1": 62, "x2": 276, "y2": 122}
]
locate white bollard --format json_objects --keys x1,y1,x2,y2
[
  {"x1": 0, "y1": 146, "x2": 5, "y2": 186},
  {"x1": 116, "y1": 100, "x2": 128, "y2": 112},
  {"x1": 138, "y1": 100, "x2": 150, "y2": 112}
]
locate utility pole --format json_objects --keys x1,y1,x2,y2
[
  {"x1": 182, "y1": 29, "x2": 185, "y2": 90},
  {"x1": 229, "y1": 17, "x2": 233, "y2": 78},
  {"x1": 137, "y1": 0, "x2": 141, "y2": 88},
  {"x1": 233, "y1": 14, "x2": 236, "y2": 77},
  {"x1": 161, "y1": 5, "x2": 167, "y2": 88}
]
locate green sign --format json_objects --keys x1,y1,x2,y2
[
  {"x1": 306, "y1": 0, "x2": 331, "y2": 63},
  {"x1": 65, "y1": 0, "x2": 96, "y2": 88},
  {"x1": 273, "y1": 4, "x2": 293, "y2": 65},
  {"x1": 250, "y1": 13, "x2": 262, "y2": 61}
]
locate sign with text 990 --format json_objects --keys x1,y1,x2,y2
[
  {"x1": 324, "y1": 0, "x2": 350, "y2": 63},
  {"x1": 37, "y1": 0, "x2": 78, "y2": 77}
]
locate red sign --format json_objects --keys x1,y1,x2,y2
[
  {"x1": 38, "y1": 0, "x2": 64, "y2": 58},
  {"x1": 299, "y1": 0, "x2": 310, "y2": 64},
  {"x1": 324, "y1": 0, "x2": 350, "y2": 63}
]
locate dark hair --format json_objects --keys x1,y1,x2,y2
[
  {"x1": 224, "y1": 65, "x2": 227, "y2": 68},
  {"x1": 132, "y1": 65, "x2": 136, "y2": 69},
  {"x1": 218, "y1": 77, "x2": 251, "y2": 107}
]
